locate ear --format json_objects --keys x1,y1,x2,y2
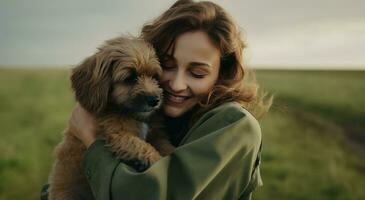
[{"x1": 70, "y1": 53, "x2": 112, "y2": 115}]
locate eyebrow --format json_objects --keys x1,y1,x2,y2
[
  {"x1": 164, "y1": 54, "x2": 212, "y2": 68},
  {"x1": 189, "y1": 62, "x2": 211, "y2": 68}
]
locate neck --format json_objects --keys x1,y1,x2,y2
[{"x1": 164, "y1": 105, "x2": 199, "y2": 146}]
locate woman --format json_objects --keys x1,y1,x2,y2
[{"x1": 43, "y1": 0, "x2": 271, "y2": 199}]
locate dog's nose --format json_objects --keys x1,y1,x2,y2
[{"x1": 146, "y1": 96, "x2": 160, "y2": 107}]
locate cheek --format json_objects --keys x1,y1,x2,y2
[
  {"x1": 160, "y1": 70, "x2": 218, "y2": 96},
  {"x1": 188, "y1": 79, "x2": 216, "y2": 96},
  {"x1": 189, "y1": 69, "x2": 219, "y2": 96},
  {"x1": 161, "y1": 71, "x2": 173, "y2": 82},
  {"x1": 160, "y1": 71, "x2": 174, "y2": 89}
]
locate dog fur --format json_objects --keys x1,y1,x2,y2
[{"x1": 48, "y1": 36, "x2": 174, "y2": 200}]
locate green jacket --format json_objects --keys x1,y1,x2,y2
[{"x1": 42, "y1": 102, "x2": 263, "y2": 200}]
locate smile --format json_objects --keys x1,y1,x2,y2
[{"x1": 165, "y1": 91, "x2": 192, "y2": 104}]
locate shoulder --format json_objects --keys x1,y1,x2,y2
[
  {"x1": 210, "y1": 101, "x2": 261, "y2": 141},
  {"x1": 181, "y1": 102, "x2": 261, "y2": 146},
  {"x1": 198, "y1": 101, "x2": 260, "y2": 133},
  {"x1": 209, "y1": 101, "x2": 255, "y2": 121}
]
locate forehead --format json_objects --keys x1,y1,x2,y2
[{"x1": 170, "y1": 31, "x2": 221, "y2": 64}]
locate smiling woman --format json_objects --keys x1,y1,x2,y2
[
  {"x1": 161, "y1": 31, "x2": 221, "y2": 118},
  {"x1": 42, "y1": 0, "x2": 271, "y2": 200}
]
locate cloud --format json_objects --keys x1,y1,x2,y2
[
  {"x1": 0, "y1": 0, "x2": 364, "y2": 69},
  {"x1": 247, "y1": 19, "x2": 365, "y2": 68}
]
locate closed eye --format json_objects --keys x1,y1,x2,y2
[
  {"x1": 190, "y1": 73, "x2": 206, "y2": 78},
  {"x1": 162, "y1": 63, "x2": 176, "y2": 70},
  {"x1": 161, "y1": 56, "x2": 176, "y2": 70},
  {"x1": 189, "y1": 67, "x2": 209, "y2": 79}
]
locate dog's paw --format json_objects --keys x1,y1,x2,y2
[{"x1": 124, "y1": 159, "x2": 151, "y2": 172}]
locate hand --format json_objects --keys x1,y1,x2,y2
[{"x1": 68, "y1": 104, "x2": 97, "y2": 148}]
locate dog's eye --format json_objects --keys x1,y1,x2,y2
[
  {"x1": 124, "y1": 72, "x2": 138, "y2": 84},
  {"x1": 152, "y1": 74, "x2": 160, "y2": 81}
]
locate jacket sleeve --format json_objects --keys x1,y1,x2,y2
[{"x1": 82, "y1": 102, "x2": 263, "y2": 200}]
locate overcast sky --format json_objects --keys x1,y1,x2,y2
[{"x1": 1, "y1": 0, "x2": 364, "y2": 69}]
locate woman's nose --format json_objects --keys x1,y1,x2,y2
[{"x1": 169, "y1": 72, "x2": 187, "y2": 92}]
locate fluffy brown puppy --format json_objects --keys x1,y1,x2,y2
[{"x1": 48, "y1": 36, "x2": 173, "y2": 200}]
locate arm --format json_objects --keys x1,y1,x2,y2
[{"x1": 83, "y1": 102, "x2": 263, "y2": 200}]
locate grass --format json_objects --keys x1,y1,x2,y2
[
  {"x1": 0, "y1": 69, "x2": 74, "y2": 200},
  {"x1": 254, "y1": 70, "x2": 365, "y2": 200},
  {"x1": 0, "y1": 68, "x2": 364, "y2": 199}
]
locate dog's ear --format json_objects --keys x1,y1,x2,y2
[{"x1": 70, "y1": 53, "x2": 113, "y2": 115}]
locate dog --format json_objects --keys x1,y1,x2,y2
[{"x1": 48, "y1": 36, "x2": 174, "y2": 200}]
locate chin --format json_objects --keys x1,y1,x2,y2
[
  {"x1": 163, "y1": 99, "x2": 197, "y2": 118},
  {"x1": 163, "y1": 105, "x2": 184, "y2": 118},
  {"x1": 164, "y1": 103, "x2": 196, "y2": 118}
]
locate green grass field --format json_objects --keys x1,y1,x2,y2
[{"x1": 0, "y1": 68, "x2": 364, "y2": 200}]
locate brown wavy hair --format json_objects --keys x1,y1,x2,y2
[{"x1": 140, "y1": 0, "x2": 272, "y2": 121}]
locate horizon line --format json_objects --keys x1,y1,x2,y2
[{"x1": 0, "y1": 65, "x2": 364, "y2": 71}]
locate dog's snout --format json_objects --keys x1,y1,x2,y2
[{"x1": 146, "y1": 96, "x2": 160, "y2": 107}]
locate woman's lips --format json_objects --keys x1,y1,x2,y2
[{"x1": 165, "y1": 91, "x2": 192, "y2": 104}]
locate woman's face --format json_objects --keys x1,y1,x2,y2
[{"x1": 160, "y1": 31, "x2": 221, "y2": 118}]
